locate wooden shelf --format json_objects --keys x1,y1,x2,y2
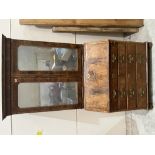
[{"x1": 19, "y1": 19, "x2": 144, "y2": 34}]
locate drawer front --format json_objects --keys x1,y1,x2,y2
[
  {"x1": 126, "y1": 43, "x2": 137, "y2": 109},
  {"x1": 109, "y1": 41, "x2": 150, "y2": 112},
  {"x1": 136, "y1": 43, "x2": 148, "y2": 109},
  {"x1": 109, "y1": 42, "x2": 118, "y2": 112},
  {"x1": 118, "y1": 43, "x2": 127, "y2": 110}
]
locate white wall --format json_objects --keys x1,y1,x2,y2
[{"x1": 0, "y1": 19, "x2": 126, "y2": 134}]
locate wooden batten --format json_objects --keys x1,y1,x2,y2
[{"x1": 52, "y1": 27, "x2": 139, "y2": 33}]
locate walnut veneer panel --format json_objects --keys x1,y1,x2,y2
[{"x1": 84, "y1": 41, "x2": 109, "y2": 112}]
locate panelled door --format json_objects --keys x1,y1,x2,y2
[{"x1": 2, "y1": 35, "x2": 84, "y2": 119}]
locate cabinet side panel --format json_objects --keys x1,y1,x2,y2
[{"x1": 84, "y1": 41, "x2": 109, "y2": 112}]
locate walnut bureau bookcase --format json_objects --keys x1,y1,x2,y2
[{"x1": 2, "y1": 35, "x2": 153, "y2": 119}]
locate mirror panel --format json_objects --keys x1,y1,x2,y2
[
  {"x1": 18, "y1": 82, "x2": 78, "y2": 108},
  {"x1": 18, "y1": 45, "x2": 78, "y2": 71}
]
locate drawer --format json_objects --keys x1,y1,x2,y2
[
  {"x1": 136, "y1": 43, "x2": 148, "y2": 109},
  {"x1": 126, "y1": 42, "x2": 137, "y2": 110},
  {"x1": 118, "y1": 42, "x2": 127, "y2": 110},
  {"x1": 109, "y1": 42, "x2": 118, "y2": 112}
]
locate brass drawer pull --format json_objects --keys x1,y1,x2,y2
[
  {"x1": 129, "y1": 89, "x2": 135, "y2": 97},
  {"x1": 128, "y1": 54, "x2": 134, "y2": 63},
  {"x1": 87, "y1": 70, "x2": 96, "y2": 81},
  {"x1": 137, "y1": 55, "x2": 145, "y2": 64},
  {"x1": 140, "y1": 89, "x2": 145, "y2": 97},
  {"x1": 112, "y1": 54, "x2": 117, "y2": 63},
  {"x1": 119, "y1": 55, "x2": 125, "y2": 63},
  {"x1": 112, "y1": 90, "x2": 117, "y2": 98},
  {"x1": 120, "y1": 90, "x2": 126, "y2": 98}
]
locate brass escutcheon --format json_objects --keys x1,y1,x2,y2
[
  {"x1": 119, "y1": 55, "x2": 125, "y2": 63},
  {"x1": 128, "y1": 54, "x2": 134, "y2": 63},
  {"x1": 140, "y1": 89, "x2": 145, "y2": 97},
  {"x1": 112, "y1": 54, "x2": 117, "y2": 63},
  {"x1": 113, "y1": 90, "x2": 117, "y2": 98},
  {"x1": 120, "y1": 90, "x2": 126, "y2": 98},
  {"x1": 129, "y1": 89, "x2": 135, "y2": 97}
]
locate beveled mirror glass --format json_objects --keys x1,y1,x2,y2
[
  {"x1": 18, "y1": 82, "x2": 78, "y2": 108},
  {"x1": 18, "y1": 45, "x2": 78, "y2": 71}
]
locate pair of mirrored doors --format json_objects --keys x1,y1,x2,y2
[{"x1": 2, "y1": 35, "x2": 84, "y2": 119}]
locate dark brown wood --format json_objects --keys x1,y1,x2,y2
[
  {"x1": 147, "y1": 42, "x2": 153, "y2": 109},
  {"x1": 118, "y1": 42, "x2": 127, "y2": 110},
  {"x1": 84, "y1": 40, "x2": 152, "y2": 113},
  {"x1": 2, "y1": 35, "x2": 153, "y2": 119},
  {"x1": 11, "y1": 39, "x2": 83, "y2": 77},
  {"x1": 2, "y1": 35, "x2": 84, "y2": 118},
  {"x1": 109, "y1": 40, "x2": 152, "y2": 112},
  {"x1": 87, "y1": 40, "x2": 152, "y2": 113},
  {"x1": 19, "y1": 19, "x2": 144, "y2": 28},
  {"x1": 136, "y1": 43, "x2": 148, "y2": 109},
  {"x1": 11, "y1": 77, "x2": 83, "y2": 115},
  {"x1": 2, "y1": 35, "x2": 12, "y2": 120},
  {"x1": 109, "y1": 41, "x2": 118, "y2": 112},
  {"x1": 126, "y1": 42, "x2": 137, "y2": 109}
]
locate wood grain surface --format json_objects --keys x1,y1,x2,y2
[
  {"x1": 52, "y1": 27, "x2": 139, "y2": 33},
  {"x1": 84, "y1": 41, "x2": 110, "y2": 112},
  {"x1": 20, "y1": 19, "x2": 144, "y2": 28}
]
